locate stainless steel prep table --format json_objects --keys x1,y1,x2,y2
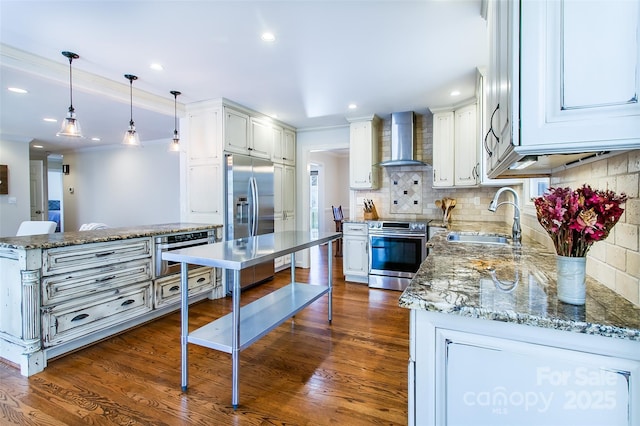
[{"x1": 162, "y1": 231, "x2": 341, "y2": 409}]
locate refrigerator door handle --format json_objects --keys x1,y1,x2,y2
[{"x1": 249, "y1": 176, "x2": 259, "y2": 236}]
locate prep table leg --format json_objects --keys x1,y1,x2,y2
[
  {"x1": 180, "y1": 262, "x2": 189, "y2": 392},
  {"x1": 328, "y1": 242, "x2": 333, "y2": 324},
  {"x1": 231, "y1": 269, "x2": 241, "y2": 409},
  {"x1": 291, "y1": 252, "x2": 296, "y2": 283}
]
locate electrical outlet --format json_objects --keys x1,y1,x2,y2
[{"x1": 68, "y1": 187, "x2": 74, "y2": 194}]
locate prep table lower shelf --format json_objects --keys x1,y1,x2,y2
[{"x1": 188, "y1": 282, "x2": 329, "y2": 352}]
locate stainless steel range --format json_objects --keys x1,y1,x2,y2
[{"x1": 367, "y1": 219, "x2": 429, "y2": 291}]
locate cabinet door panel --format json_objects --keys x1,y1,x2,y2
[
  {"x1": 188, "y1": 163, "x2": 222, "y2": 215},
  {"x1": 432, "y1": 112, "x2": 455, "y2": 187},
  {"x1": 188, "y1": 108, "x2": 222, "y2": 163},
  {"x1": 224, "y1": 108, "x2": 249, "y2": 153},
  {"x1": 249, "y1": 117, "x2": 272, "y2": 159}
]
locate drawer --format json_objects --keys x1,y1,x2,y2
[
  {"x1": 154, "y1": 267, "x2": 214, "y2": 308},
  {"x1": 342, "y1": 222, "x2": 368, "y2": 236},
  {"x1": 42, "y1": 238, "x2": 151, "y2": 276},
  {"x1": 42, "y1": 258, "x2": 152, "y2": 305},
  {"x1": 42, "y1": 282, "x2": 152, "y2": 347}
]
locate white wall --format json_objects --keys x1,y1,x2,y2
[
  {"x1": 63, "y1": 142, "x2": 181, "y2": 230},
  {"x1": 0, "y1": 138, "x2": 31, "y2": 237}
]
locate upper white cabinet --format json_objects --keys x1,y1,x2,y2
[
  {"x1": 272, "y1": 127, "x2": 296, "y2": 165},
  {"x1": 224, "y1": 108, "x2": 272, "y2": 159},
  {"x1": 486, "y1": 0, "x2": 640, "y2": 178},
  {"x1": 223, "y1": 107, "x2": 249, "y2": 154},
  {"x1": 432, "y1": 103, "x2": 479, "y2": 188},
  {"x1": 348, "y1": 115, "x2": 380, "y2": 190},
  {"x1": 432, "y1": 111, "x2": 455, "y2": 187}
]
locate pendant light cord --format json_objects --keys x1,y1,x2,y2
[
  {"x1": 129, "y1": 79, "x2": 134, "y2": 126},
  {"x1": 67, "y1": 56, "x2": 74, "y2": 113}
]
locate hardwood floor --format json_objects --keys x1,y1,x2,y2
[{"x1": 0, "y1": 245, "x2": 409, "y2": 425}]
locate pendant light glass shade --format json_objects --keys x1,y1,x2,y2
[
  {"x1": 168, "y1": 90, "x2": 181, "y2": 152},
  {"x1": 122, "y1": 74, "x2": 141, "y2": 147},
  {"x1": 56, "y1": 51, "x2": 84, "y2": 138}
]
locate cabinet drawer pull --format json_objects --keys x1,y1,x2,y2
[
  {"x1": 95, "y1": 251, "x2": 116, "y2": 258},
  {"x1": 197, "y1": 277, "x2": 206, "y2": 283},
  {"x1": 71, "y1": 313, "x2": 89, "y2": 322},
  {"x1": 121, "y1": 299, "x2": 135, "y2": 306},
  {"x1": 169, "y1": 285, "x2": 180, "y2": 292},
  {"x1": 96, "y1": 275, "x2": 116, "y2": 282}
]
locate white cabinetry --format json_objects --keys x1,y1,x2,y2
[
  {"x1": 274, "y1": 163, "x2": 296, "y2": 270},
  {"x1": 154, "y1": 267, "x2": 216, "y2": 308},
  {"x1": 432, "y1": 103, "x2": 479, "y2": 188},
  {"x1": 272, "y1": 127, "x2": 296, "y2": 165},
  {"x1": 348, "y1": 116, "x2": 380, "y2": 190},
  {"x1": 185, "y1": 106, "x2": 224, "y2": 224},
  {"x1": 342, "y1": 222, "x2": 368, "y2": 283},
  {"x1": 223, "y1": 107, "x2": 250, "y2": 155},
  {"x1": 183, "y1": 99, "x2": 296, "y2": 225},
  {"x1": 486, "y1": 0, "x2": 640, "y2": 178},
  {"x1": 410, "y1": 310, "x2": 640, "y2": 426},
  {"x1": 41, "y1": 239, "x2": 153, "y2": 347}
]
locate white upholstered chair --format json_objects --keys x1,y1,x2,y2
[{"x1": 16, "y1": 221, "x2": 57, "y2": 236}]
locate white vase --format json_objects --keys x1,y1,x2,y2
[{"x1": 556, "y1": 255, "x2": 586, "y2": 305}]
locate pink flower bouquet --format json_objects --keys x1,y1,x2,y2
[{"x1": 533, "y1": 184, "x2": 627, "y2": 257}]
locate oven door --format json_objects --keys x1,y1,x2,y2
[{"x1": 368, "y1": 233, "x2": 426, "y2": 278}]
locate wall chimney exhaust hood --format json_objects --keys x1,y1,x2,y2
[{"x1": 378, "y1": 111, "x2": 429, "y2": 167}]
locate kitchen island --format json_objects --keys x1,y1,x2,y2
[
  {"x1": 0, "y1": 223, "x2": 222, "y2": 376},
  {"x1": 400, "y1": 222, "x2": 640, "y2": 426},
  {"x1": 163, "y1": 230, "x2": 341, "y2": 409}
]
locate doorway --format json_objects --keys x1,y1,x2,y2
[{"x1": 310, "y1": 167, "x2": 320, "y2": 238}]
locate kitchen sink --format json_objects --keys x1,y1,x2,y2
[{"x1": 446, "y1": 232, "x2": 509, "y2": 245}]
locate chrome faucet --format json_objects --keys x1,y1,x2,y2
[{"x1": 488, "y1": 187, "x2": 521, "y2": 246}]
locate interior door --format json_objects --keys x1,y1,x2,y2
[{"x1": 29, "y1": 160, "x2": 45, "y2": 221}]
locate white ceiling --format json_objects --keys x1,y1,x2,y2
[{"x1": 0, "y1": 0, "x2": 488, "y2": 153}]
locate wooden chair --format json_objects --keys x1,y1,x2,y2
[{"x1": 332, "y1": 205, "x2": 344, "y2": 257}]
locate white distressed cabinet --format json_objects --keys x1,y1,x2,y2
[
  {"x1": 348, "y1": 116, "x2": 380, "y2": 190},
  {"x1": 432, "y1": 103, "x2": 478, "y2": 188},
  {"x1": 410, "y1": 309, "x2": 640, "y2": 426},
  {"x1": 41, "y1": 239, "x2": 154, "y2": 348},
  {"x1": 342, "y1": 222, "x2": 368, "y2": 284},
  {"x1": 485, "y1": 0, "x2": 640, "y2": 178},
  {"x1": 274, "y1": 163, "x2": 296, "y2": 271}
]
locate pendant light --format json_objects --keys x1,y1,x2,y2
[
  {"x1": 168, "y1": 90, "x2": 181, "y2": 152},
  {"x1": 56, "y1": 51, "x2": 84, "y2": 138},
  {"x1": 122, "y1": 74, "x2": 141, "y2": 146}
]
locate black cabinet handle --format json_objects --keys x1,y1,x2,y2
[
  {"x1": 95, "y1": 251, "x2": 116, "y2": 258},
  {"x1": 121, "y1": 299, "x2": 135, "y2": 306},
  {"x1": 71, "y1": 313, "x2": 89, "y2": 322},
  {"x1": 483, "y1": 103, "x2": 500, "y2": 157},
  {"x1": 96, "y1": 275, "x2": 116, "y2": 282},
  {"x1": 197, "y1": 277, "x2": 206, "y2": 283},
  {"x1": 169, "y1": 285, "x2": 180, "y2": 292}
]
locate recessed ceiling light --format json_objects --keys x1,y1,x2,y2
[
  {"x1": 43, "y1": 118, "x2": 58, "y2": 123},
  {"x1": 91, "y1": 137, "x2": 101, "y2": 141},
  {"x1": 450, "y1": 90, "x2": 461, "y2": 97},
  {"x1": 32, "y1": 144, "x2": 44, "y2": 149},
  {"x1": 8, "y1": 87, "x2": 28, "y2": 94},
  {"x1": 150, "y1": 63, "x2": 164, "y2": 71},
  {"x1": 348, "y1": 103, "x2": 357, "y2": 110},
  {"x1": 261, "y1": 32, "x2": 276, "y2": 42}
]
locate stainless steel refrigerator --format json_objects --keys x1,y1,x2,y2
[{"x1": 225, "y1": 153, "x2": 275, "y2": 293}]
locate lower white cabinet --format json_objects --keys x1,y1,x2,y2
[
  {"x1": 42, "y1": 282, "x2": 152, "y2": 347},
  {"x1": 342, "y1": 222, "x2": 368, "y2": 283},
  {"x1": 154, "y1": 267, "x2": 217, "y2": 308},
  {"x1": 410, "y1": 310, "x2": 640, "y2": 426},
  {"x1": 274, "y1": 163, "x2": 296, "y2": 271}
]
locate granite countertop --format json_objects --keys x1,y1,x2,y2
[
  {"x1": 399, "y1": 221, "x2": 640, "y2": 342},
  {"x1": 0, "y1": 223, "x2": 223, "y2": 250}
]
